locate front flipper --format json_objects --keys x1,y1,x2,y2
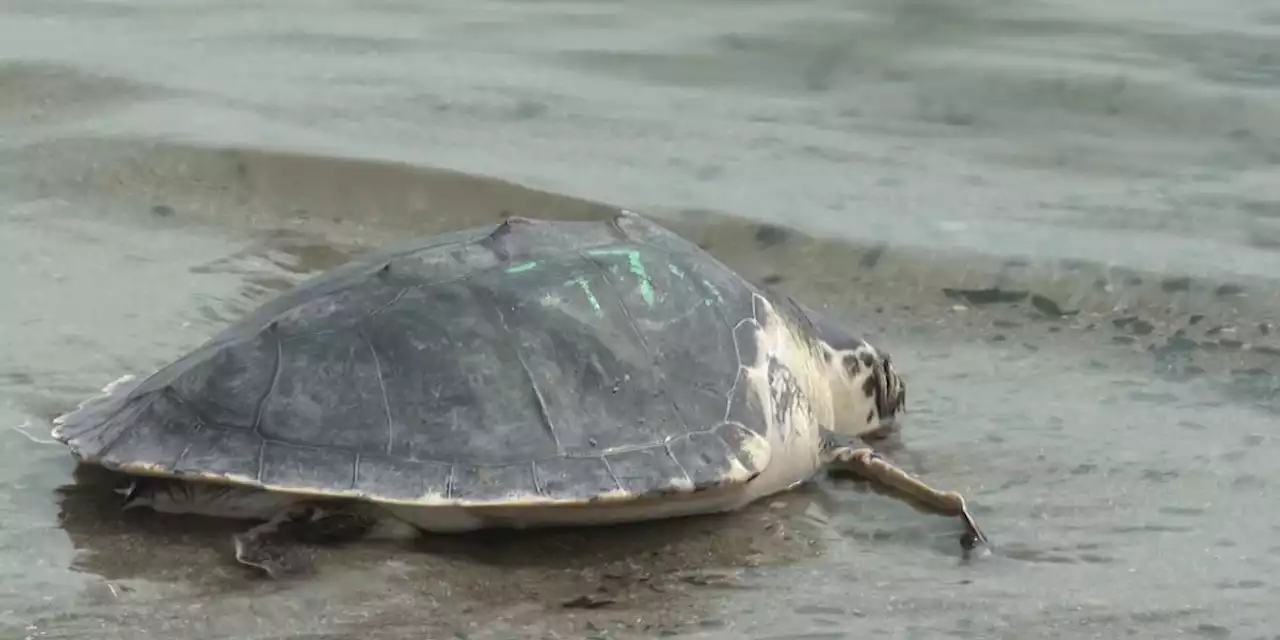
[
  {"x1": 826, "y1": 446, "x2": 988, "y2": 555},
  {"x1": 231, "y1": 502, "x2": 381, "y2": 579}
]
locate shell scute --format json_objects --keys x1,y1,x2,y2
[
  {"x1": 533, "y1": 456, "x2": 619, "y2": 500},
  {"x1": 604, "y1": 445, "x2": 692, "y2": 495},
  {"x1": 354, "y1": 454, "x2": 451, "y2": 502},
  {"x1": 668, "y1": 431, "x2": 751, "y2": 491},
  {"x1": 260, "y1": 441, "x2": 355, "y2": 490},
  {"x1": 451, "y1": 464, "x2": 539, "y2": 502},
  {"x1": 173, "y1": 424, "x2": 260, "y2": 478}
]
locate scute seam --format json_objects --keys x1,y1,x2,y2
[
  {"x1": 664, "y1": 442, "x2": 694, "y2": 486},
  {"x1": 170, "y1": 415, "x2": 200, "y2": 472},
  {"x1": 359, "y1": 330, "x2": 395, "y2": 455},
  {"x1": 599, "y1": 456, "x2": 624, "y2": 493},
  {"x1": 464, "y1": 278, "x2": 565, "y2": 458},
  {"x1": 498, "y1": 304, "x2": 563, "y2": 454},
  {"x1": 726, "y1": 318, "x2": 761, "y2": 422},
  {"x1": 254, "y1": 439, "x2": 267, "y2": 485},
  {"x1": 715, "y1": 421, "x2": 769, "y2": 477},
  {"x1": 577, "y1": 248, "x2": 651, "y2": 352},
  {"x1": 530, "y1": 460, "x2": 546, "y2": 496},
  {"x1": 250, "y1": 322, "x2": 283, "y2": 438},
  {"x1": 367, "y1": 286, "x2": 410, "y2": 318}
]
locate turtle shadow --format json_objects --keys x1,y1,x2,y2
[
  {"x1": 54, "y1": 465, "x2": 262, "y2": 588},
  {"x1": 51, "y1": 465, "x2": 957, "y2": 637},
  {"x1": 54, "y1": 464, "x2": 832, "y2": 591},
  {"x1": 52, "y1": 464, "x2": 838, "y2": 636}
]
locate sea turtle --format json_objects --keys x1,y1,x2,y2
[{"x1": 52, "y1": 211, "x2": 987, "y2": 577}]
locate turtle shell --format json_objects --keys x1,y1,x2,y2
[{"x1": 52, "y1": 212, "x2": 803, "y2": 507}]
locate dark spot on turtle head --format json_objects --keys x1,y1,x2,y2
[
  {"x1": 858, "y1": 353, "x2": 906, "y2": 427},
  {"x1": 754, "y1": 224, "x2": 791, "y2": 248},
  {"x1": 762, "y1": 274, "x2": 785, "y2": 286},
  {"x1": 841, "y1": 354, "x2": 860, "y2": 375},
  {"x1": 881, "y1": 355, "x2": 906, "y2": 417},
  {"x1": 861, "y1": 374, "x2": 878, "y2": 400}
]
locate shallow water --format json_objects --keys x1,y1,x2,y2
[{"x1": 2, "y1": 0, "x2": 1279, "y2": 638}]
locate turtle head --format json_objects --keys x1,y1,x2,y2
[
  {"x1": 799, "y1": 303, "x2": 907, "y2": 438},
  {"x1": 827, "y1": 343, "x2": 906, "y2": 437}
]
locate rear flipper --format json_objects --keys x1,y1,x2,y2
[{"x1": 231, "y1": 503, "x2": 387, "y2": 578}]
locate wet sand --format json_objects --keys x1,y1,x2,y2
[
  {"x1": 3, "y1": 0, "x2": 1280, "y2": 638},
  {"x1": 4, "y1": 144, "x2": 1278, "y2": 639}
]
